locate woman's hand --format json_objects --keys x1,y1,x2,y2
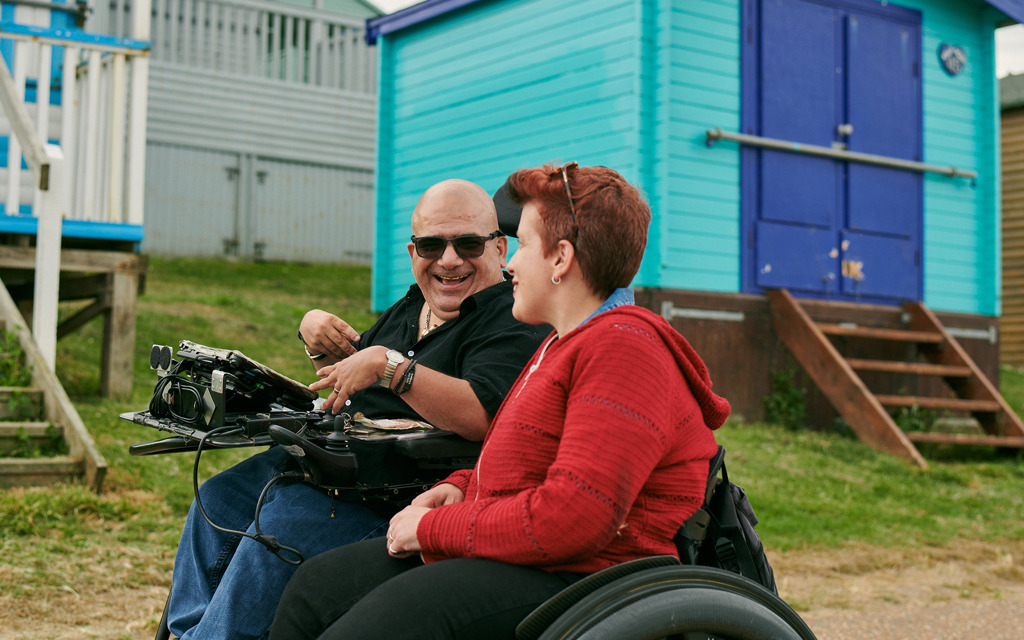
[
  {"x1": 411, "y1": 483, "x2": 465, "y2": 508},
  {"x1": 386, "y1": 506, "x2": 430, "y2": 558},
  {"x1": 385, "y1": 484, "x2": 464, "y2": 557},
  {"x1": 308, "y1": 346, "x2": 388, "y2": 414}
]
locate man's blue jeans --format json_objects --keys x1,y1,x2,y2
[{"x1": 167, "y1": 446, "x2": 390, "y2": 640}]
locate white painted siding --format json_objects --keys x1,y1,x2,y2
[{"x1": 147, "y1": 62, "x2": 375, "y2": 169}]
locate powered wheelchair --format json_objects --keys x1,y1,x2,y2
[{"x1": 128, "y1": 341, "x2": 816, "y2": 640}]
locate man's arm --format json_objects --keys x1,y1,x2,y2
[
  {"x1": 309, "y1": 346, "x2": 492, "y2": 440},
  {"x1": 390, "y1": 361, "x2": 491, "y2": 440}
]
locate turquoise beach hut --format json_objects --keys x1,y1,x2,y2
[{"x1": 365, "y1": 0, "x2": 1024, "y2": 466}]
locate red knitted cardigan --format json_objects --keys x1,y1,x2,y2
[{"x1": 417, "y1": 305, "x2": 730, "y2": 574}]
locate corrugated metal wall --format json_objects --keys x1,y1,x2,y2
[
  {"x1": 1001, "y1": 104, "x2": 1024, "y2": 366},
  {"x1": 141, "y1": 62, "x2": 375, "y2": 262},
  {"x1": 143, "y1": 144, "x2": 239, "y2": 257},
  {"x1": 143, "y1": 146, "x2": 374, "y2": 263}
]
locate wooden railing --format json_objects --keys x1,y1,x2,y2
[
  {"x1": 90, "y1": 0, "x2": 375, "y2": 93},
  {"x1": 0, "y1": 1, "x2": 150, "y2": 367}
]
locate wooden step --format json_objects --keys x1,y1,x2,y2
[
  {"x1": 767, "y1": 289, "x2": 929, "y2": 468},
  {"x1": 0, "y1": 422, "x2": 64, "y2": 455},
  {"x1": 875, "y1": 395, "x2": 1001, "y2": 413},
  {"x1": 845, "y1": 359, "x2": 971, "y2": 377},
  {"x1": 770, "y1": 288, "x2": 1024, "y2": 466},
  {"x1": 0, "y1": 386, "x2": 44, "y2": 420},
  {"x1": 816, "y1": 323, "x2": 943, "y2": 344},
  {"x1": 905, "y1": 432, "x2": 1024, "y2": 448},
  {"x1": 0, "y1": 456, "x2": 82, "y2": 487}
]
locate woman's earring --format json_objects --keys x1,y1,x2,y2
[{"x1": 551, "y1": 276, "x2": 561, "y2": 285}]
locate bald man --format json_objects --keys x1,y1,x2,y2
[{"x1": 165, "y1": 179, "x2": 548, "y2": 640}]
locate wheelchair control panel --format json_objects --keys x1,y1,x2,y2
[{"x1": 124, "y1": 341, "x2": 481, "y2": 501}]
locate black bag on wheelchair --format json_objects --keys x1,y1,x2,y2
[{"x1": 674, "y1": 445, "x2": 778, "y2": 593}]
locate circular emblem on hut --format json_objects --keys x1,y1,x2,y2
[{"x1": 938, "y1": 44, "x2": 966, "y2": 76}]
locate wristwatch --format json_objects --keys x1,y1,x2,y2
[{"x1": 379, "y1": 349, "x2": 405, "y2": 388}]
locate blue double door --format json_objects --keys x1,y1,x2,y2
[{"x1": 742, "y1": 0, "x2": 923, "y2": 303}]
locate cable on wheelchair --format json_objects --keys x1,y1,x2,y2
[{"x1": 192, "y1": 425, "x2": 306, "y2": 566}]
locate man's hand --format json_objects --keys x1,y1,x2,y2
[
  {"x1": 299, "y1": 309, "x2": 360, "y2": 361},
  {"x1": 309, "y1": 346, "x2": 388, "y2": 414},
  {"x1": 411, "y1": 483, "x2": 465, "y2": 509}
]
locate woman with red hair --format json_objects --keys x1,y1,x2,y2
[{"x1": 270, "y1": 163, "x2": 730, "y2": 640}]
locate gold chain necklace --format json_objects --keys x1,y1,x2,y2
[{"x1": 422, "y1": 306, "x2": 434, "y2": 337}]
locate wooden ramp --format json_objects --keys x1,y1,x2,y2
[
  {"x1": 0, "y1": 277, "x2": 106, "y2": 491},
  {"x1": 768, "y1": 289, "x2": 1024, "y2": 469}
]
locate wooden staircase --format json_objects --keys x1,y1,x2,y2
[
  {"x1": 0, "y1": 278, "x2": 106, "y2": 491},
  {"x1": 768, "y1": 289, "x2": 1024, "y2": 469}
]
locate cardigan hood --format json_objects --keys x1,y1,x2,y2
[{"x1": 584, "y1": 305, "x2": 731, "y2": 431}]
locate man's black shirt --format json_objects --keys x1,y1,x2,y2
[{"x1": 346, "y1": 276, "x2": 549, "y2": 424}]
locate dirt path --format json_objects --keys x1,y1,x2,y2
[
  {"x1": 3, "y1": 540, "x2": 1023, "y2": 639},
  {"x1": 774, "y1": 540, "x2": 1024, "y2": 639}
]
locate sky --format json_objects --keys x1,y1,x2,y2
[
  {"x1": 998, "y1": 24, "x2": 1024, "y2": 77},
  {"x1": 371, "y1": 1, "x2": 1024, "y2": 79}
]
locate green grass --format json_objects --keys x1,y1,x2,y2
[{"x1": 2, "y1": 256, "x2": 1024, "y2": 613}]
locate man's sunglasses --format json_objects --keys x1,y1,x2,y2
[{"x1": 410, "y1": 230, "x2": 505, "y2": 259}]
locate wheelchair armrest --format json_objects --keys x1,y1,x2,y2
[{"x1": 393, "y1": 434, "x2": 482, "y2": 461}]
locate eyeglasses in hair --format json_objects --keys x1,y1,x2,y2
[{"x1": 549, "y1": 161, "x2": 579, "y2": 223}]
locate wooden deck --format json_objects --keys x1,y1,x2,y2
[{"x1": 0, "y1": 243, "x2": 146, "y2": 398}]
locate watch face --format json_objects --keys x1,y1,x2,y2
[{"x1": 387, "y1": 350, "x2": 404, "y2": 364}]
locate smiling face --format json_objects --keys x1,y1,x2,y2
[
  {"x1": 506, "y1": 202, "x2": 552, "y2": 326},
  {"x1": 407, "y1": 180, "x2": 507, "y2": 321}
]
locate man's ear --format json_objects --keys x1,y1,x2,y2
[
  {"x1": 496, "y1": 236, "x2": 508, "y2": 269},
  {"x1": 407, "y1": 242, "x2": 416, "y2": 260}
]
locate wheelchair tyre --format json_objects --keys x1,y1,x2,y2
[
  {"x1": 537, "y1": 566, "x2": 816, "y2": 640},
  {"x1": 154, "y1": 592, "x2": 171, "y2": 640}
]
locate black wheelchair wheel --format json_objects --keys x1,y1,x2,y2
[{"x1": 536, "y1": 565, "x2": 817, "y2": 640}]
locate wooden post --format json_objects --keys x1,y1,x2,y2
[
  {"x1": 100, "y1": 261, "x2": 140, "y2": 398},
  {"x1": 126, "y1": 0, "x2": 151, "y2": 225},
  {"x1": 32, "y1": 145, "x2": 66, "y2": 370},
  {"x1": 107, "y1": 53, "x2": 127, "y2": 222}
]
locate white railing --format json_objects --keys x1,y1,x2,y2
[
  {"x1": 0, "y1": 1, "x2": 150, "y2": 367},
  {"x1": 91, "y1": 0, "x2": 375, "y2": 93}
]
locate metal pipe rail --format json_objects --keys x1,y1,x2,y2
[{"x1": 705, "y1": 128, "x2": 977, "y2": 179}]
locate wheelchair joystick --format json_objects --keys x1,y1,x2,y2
[{"x1": 324, "y1": 413, "x2": 351, "y2": 453}]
